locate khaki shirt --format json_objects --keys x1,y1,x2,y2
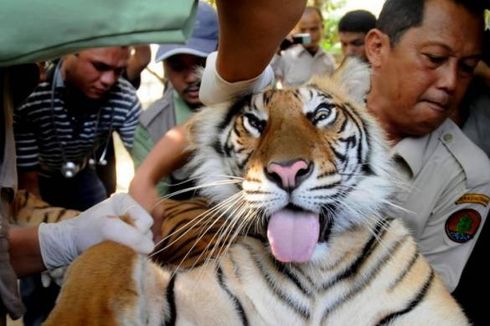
[
  {"x1": 272, "y1": 45, "x2": 335, "y2": 87},
  {"x1": 0, "y1": 72, "x2": 24, "y2": 319},
  {"x1": 391, "y1": 119, "x2": 490, "y2": 292}
]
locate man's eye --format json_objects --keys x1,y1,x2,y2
[
  {"x1": 92, "y1": 62, "x2": 110, "y2": 72},
  {"x1": 423, "y1": 54, "x2": 446, "y2": 66},
  {"x1": 168, "y1": 63, "x2": 186, "y2": 72},
  {"x1": 352, "y1": 40, "x2": 364, "y2": 47},
  {"x1": 459, "y1": 64, "x2": 475, "y2": 76}
]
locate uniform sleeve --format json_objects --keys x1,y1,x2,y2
[
  {"x1": 13, "y1": 104, "x2": 39, "y2": 170},
  {"x1": 420, "y1": 182, "x2": 490, "y2": 292}
]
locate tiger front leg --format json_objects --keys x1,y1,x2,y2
[{"x1": 44, "y1": 241, "x2": 167, "y2": 325}]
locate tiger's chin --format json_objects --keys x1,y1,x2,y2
[{"x1": 265, "y1": 205, "x2": 332, "y2": 264}]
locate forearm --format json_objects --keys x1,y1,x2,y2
[
  {"x1": 126, "y1": 45, "x2": 151, "y2": 82},
  {"x1": 18, "y1": 170, "x2": 40, "y2": 197},
  {"x1": 215, "y1": 0, "x2": 306, "y2": 82},
  {"x1": 130, "y1": 125, "x2": 190, "y2": 211},
  {"x1": 9, "y1": 226, "x2": 45, "y2": 277}
]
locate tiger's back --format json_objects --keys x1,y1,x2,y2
[{"x1": 45, "y1": 58, "x2": 469, "y2": 325}]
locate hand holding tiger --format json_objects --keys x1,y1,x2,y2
[{"x1": 38, "y1": 193, "x2": 154, "y2": 269}]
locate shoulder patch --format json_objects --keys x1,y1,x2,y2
[
  {"x1": 445, "y1": 209, "x2": 481, "y2": 243},
  {"x1": 455, "y1": 194, "x2": 490, "y2": 207}
]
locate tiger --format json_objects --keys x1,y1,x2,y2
[
  {"x1": 44, "y1": 58, "x2": 468, "y2": 325},
  {"x1": 12, "y1": 189, "x2": 79, "y2": 225}
]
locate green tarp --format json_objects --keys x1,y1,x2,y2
[{"x1": 0, "y1": 0, "x2": 197, "y2": 66}]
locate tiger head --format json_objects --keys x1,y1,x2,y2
[{"x1": 186, "y1": 58, "x2": 396, "y2": 264}]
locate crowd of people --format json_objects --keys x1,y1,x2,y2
[{"x1": 1, "y1": 0, "x2": 489, "y2": 325}]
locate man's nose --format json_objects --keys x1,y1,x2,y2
[
  {"x1": 184, "y1": 68, "x2": 199, "y2": 83},
  {"x1": 100, "y1": 70, "x2": 118, "y2": 86},
  {"x1": 345, "y1": 46, "x2": 356, "y2": 56},
  {"x1": 437, "y1": 61, "x2": 458, "y2": 93}
]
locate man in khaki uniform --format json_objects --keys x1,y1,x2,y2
[
  {"x1": 365, "y1": 0, "x2": 490, "y2": 292},
  {"x1": 1, "y1": 0, "x2": 307, "y2": 323}
]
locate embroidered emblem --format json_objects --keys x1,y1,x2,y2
[
  {"x1": 455, "y1": 194, "x2": 490, "y2": 207},
  {"x1": 445, "y1": 209, "x2": 481, "y2": 243}
]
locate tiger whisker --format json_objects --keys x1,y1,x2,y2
[
  {"x1": 211, "y1": 197, "x2": 254, "y2": 265},
  {"x1": 184, "y1": 192, "x2": 246, "y2": 267},
  {"x1": 151, "y1": 193, "x2": 242, "y2": 258},
  {"x1": 167, "y1": 195, "x2": 244, "y2": 278},
  {"x1": 150, "y1": 178, "x2": 242, "y2": 212},
  {"x1": 193, "y1": 195, "x2": 248, "y2": 276},
  {"x1": 200, "y1": 193, "x2": 249, "y2": 268},
  {"x1": 150, "y1": 204, "x2": 221, "y2": 254}
]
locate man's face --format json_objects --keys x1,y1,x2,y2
[
  {"x1": 296, "y1": 10, "x2": 324, "y2": 52},
  {"x1": 164, "y1": 54, "x2": 206, "y2": 109},
  {"x1": 367, "y1": 0, "x2": 482, "y2": 141},
  {"x1": 339, "y1": 31, "x2": 367, "y2": 60},
  {"x1": 63, "y1": 47, "x2": 130, "y2": 100}
]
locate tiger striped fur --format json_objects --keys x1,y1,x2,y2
[
  {"x1": 12, "y1": 190, "x2": 79, "y2": 225},
  {"x1": 45, "y1": 58, "x2": 468, "y2": 325}
]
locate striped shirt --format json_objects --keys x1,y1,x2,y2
[{"x1": 14, "y1": 77, "x2": 141, "y2": 175}]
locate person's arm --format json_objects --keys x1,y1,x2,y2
[
  {"x1": 130, "y1": 124, "x2": 190, "y2": 212},
  {"x1": 18, "y1": 171, "x2": 41, "y2": 197},
  {"x1": 215, "y1": 0, "x2": 306, "y2": 82},
  {"x1": 9, "y1": 193, "x2": 154, "y2": 277},
  {"x1": 424, "y1": 185, "x2": 490, "y2": 293},
  {"x1": 199, "y1": 0, "x2": 306, "y2": 105},
  {"x1": 9, "y1": 226, "x2": 43, "y2": 277},
  {"x1": 125, "y1": 45, "x2": 151, "y2": 89}
]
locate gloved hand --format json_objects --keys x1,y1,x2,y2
[
  {"x1": 199, "y1": 51, "x2": 275, "y2": 106},
  {"x1": 38, "y1": 193, "x2": 154, "y2": 270}
]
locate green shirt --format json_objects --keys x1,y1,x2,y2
[
  {"x1": 132, "y1": 91, "x2": 193, "y2": 196},
  {"x1": 174, "y1": 91, "x2": 194, "y2": 124}
]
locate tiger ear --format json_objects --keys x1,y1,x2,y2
[{"x1": 332, "y1": 57, "x2": 371, "y2": 106}]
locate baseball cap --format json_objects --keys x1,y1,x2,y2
[{"x1": 155, "y1": 2, "x2": 218, "y2": 62}]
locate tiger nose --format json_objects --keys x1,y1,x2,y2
[{"x1": 265, "y1": 160, "x2": 313, "y2": 191}]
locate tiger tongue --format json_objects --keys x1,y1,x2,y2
[{"x1": 267, "y1": 209, "x2": 320, "y2": 263}]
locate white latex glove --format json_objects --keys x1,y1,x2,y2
[
  {"x1": 38, "y1": 193, "x2": 154, "y2": 270},
  {"x1": 199, "y1": 51, "x2": 275, "y2": 106}
]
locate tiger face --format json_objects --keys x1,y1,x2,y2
[{"x1": 187, "y1": 59, "x2": 395, "y2": 264}]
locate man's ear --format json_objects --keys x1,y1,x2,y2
[{"x1": 365, "y1": 29, "x2": 390, "y2": 68}]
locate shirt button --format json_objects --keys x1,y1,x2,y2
[{"x1": 443, "y1": 133, "x2": 453, "y2": 143}]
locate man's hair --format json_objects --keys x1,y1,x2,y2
[
  {"x1": 304, "y1": 6, "x2": 323, "y2": 22},
  {"x1": 338, "y1": 10, "x2": 376, "y2": 34},
  {"x1": 377, "y1": 0, "x2": 486, "y2": 45}
]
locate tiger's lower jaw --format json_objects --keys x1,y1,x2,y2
[{"x1": 265, "y1": 207, "x2": 331, "y2": 264}]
